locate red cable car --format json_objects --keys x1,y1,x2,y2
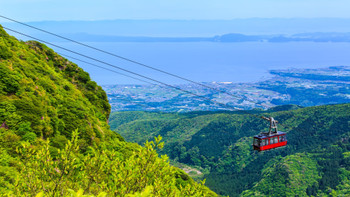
[{"x1": 253, "y1": 117, "x2": 287, "y2": 151}]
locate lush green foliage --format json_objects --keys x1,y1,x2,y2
[
  {"x1": 110, "y1": 104, "x2": 350, "y2": 196},
  {"x1": 241, "y1": 153, "x2": 320, "y2": 196},
  {"x1": 7, "y1": 130, "x2": 213, "y2": 196},
  {"x1": 0, "y1": 25, "x2": 111, "y2": 143},
  {"x1": 0, "y1": 26, "x2": 215, "y2": 196}
]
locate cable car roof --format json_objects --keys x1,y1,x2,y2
[{"x1": 254, "y1": 131, "x2": 286, "y2": 139}]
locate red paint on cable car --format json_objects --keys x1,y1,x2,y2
[
  {"x1": 253, "y1": 132, "x2": 287, "y2": 151},
  {"x1": 252, "y1": 116, "x2": 287, "y2": 151}
]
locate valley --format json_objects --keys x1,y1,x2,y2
[{"x1": 109, "y1": 104, "x2": 350, "y2": 196}]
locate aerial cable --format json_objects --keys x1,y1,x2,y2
[
  {"x1": 3, "y1": 26, "x2": 244, "y2": 113},
  {"x1": 5, "y1": 18, "x2": 326, "y2": 150},
  {"x1": 59, "y1": 53, "x2": 224, "y2": 101},
  {"x1": 57, "y1": 52, "x2": 156, "y2": 85},
  {"x1": 0, "y1": 15, "x2": 267, "y2": 108},
  {"x1": 7, "y1": 26, "x2": 304, "y2": 135},
  {"x1": 3, "y1": 26, "x2": 304, "y2": 135}
]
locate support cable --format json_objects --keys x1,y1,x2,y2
[{"x1": 0, "y1": 15, "x2": 268, "y2": 108}]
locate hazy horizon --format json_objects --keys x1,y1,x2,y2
[
  {"x1": 4, "y1": 18, "x2": 350, "y2": 37},
  {"x1": 4, "y1": 17, "x2": 350, "y2": 22},
  {"x1": 2, "y1": 0, "x2": 350, "y2": 21}
]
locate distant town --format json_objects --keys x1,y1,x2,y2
[{"x1": 103, "y1": 66, "x2": 350, "y2": 112}]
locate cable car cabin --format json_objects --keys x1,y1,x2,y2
[
  {"x1": 253, "y1": 131, "x2": 287, "y2": 151},
  {"x1": 253, "y1": 116, "x2": 287, "y2": 151}
]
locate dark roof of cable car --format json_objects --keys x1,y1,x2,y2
[{"x1": 254, "y1": 131, "x2": 286, "y2": 139}]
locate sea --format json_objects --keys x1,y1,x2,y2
[{"x1": 52, "y1": 41, "x2": 350, "y2": 85}]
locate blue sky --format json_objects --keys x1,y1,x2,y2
[{"x1": 1, "y1": 0, "x2": 350, "y2": 22}]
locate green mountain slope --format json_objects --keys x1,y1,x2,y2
[
  {"x1": 110, "y1": 104, "x2": 350, "y2": 196},
  {"x1": 0, "y1": 26, "x2": 216, "y2": 196},
  {"x1": 0, "y1": 26, "x2": 111, "y2": 143}
]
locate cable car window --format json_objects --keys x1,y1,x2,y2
[
  {"x1": 263, "y1": 139, "x2": 267, "y2": 146},
  {"x1": 281, "y1": 135, "x2": 287, "y2": 142},
  {"x1": 270, "y1": 137, "x2": 277, "y2": 144},
  {"x1": 280, "y1": 136, "x2": 285, "y2": 142},
  {"x1": 253, "y1": 138, "x2": 259, "y2": 146}
]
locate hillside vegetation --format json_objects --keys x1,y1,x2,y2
[
  {"x1": 0, "y1": 25, "x2": 215, "y2": 196},
  {"x1": 110, "y1": 104, "x2": 350, "y2": 196}
]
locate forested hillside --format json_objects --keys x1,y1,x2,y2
[
  {"x1": 0, "y1": 25, "x2": 216, "y2": 196},
  {"x1": 110, "y1": 104, "x2": 350, "y2": 196}
]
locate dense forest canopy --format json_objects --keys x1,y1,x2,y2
[{"x1": 110, "y1": 104, "x2": 350, "y2": 196}]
